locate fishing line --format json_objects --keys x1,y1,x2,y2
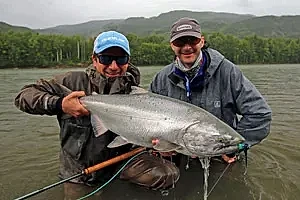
[
  {"x1": 207, "y1": 163, "x2": 231, "y2": 197},
  {"x1": 207, "y1": 145, "x2": 250, "y2": 197},
  {"x1": 14, "y1": 147, "x2": 146, "y2": 200},
  {"x1": 78, "y1": 153, "x2": 230, "y2": 199},
  {"x1": 76, "y1": 150, "x2": 147, "y2": 200}
]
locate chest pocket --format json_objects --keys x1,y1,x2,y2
[
  {"x1": 60, "y1": 121, "x2": 91, "y2": 160},
  {"x1": 203, "y1": 97, "x2": 222, "y2": 119}
]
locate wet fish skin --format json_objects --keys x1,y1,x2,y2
[{"x1": 80, "y1": 92, "x2": 245, "y2": 158}]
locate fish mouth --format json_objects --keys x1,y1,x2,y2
[
  {"x1": 211, "y1": 137, "x2": 244, "y2": 155},
  {"x1": 183, "y1": 133, "x2": 244, "y2": 157},
  {"x1": 181, "y1": 121, "x2": 246, "y2": 157},
  {"x1": 215, "y1": 144, "x2": 239, "y2": 153}
]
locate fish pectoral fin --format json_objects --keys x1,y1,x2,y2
[
  {"x1": 107, "y1": 136, "x2": 130, "y2": 148},
  {"x1": 153, "y1": 139, "x2": 181, "y2": 152},
  {"x1": 91, "y1": 114, "x2": 108, "y2": 137}
]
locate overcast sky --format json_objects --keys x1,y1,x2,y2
[{"x1": 1, "y1": 0, "x2": 299, "y2": 29}]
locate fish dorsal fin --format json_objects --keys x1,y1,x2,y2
[
  {"x1": 107, "y1": 136, "x2": 130, "y2": 148},
  {"x1": 130, "y1": 86, "x2": 148, "y2": 94},
  {"x1": 152, "y1": 138, "x2": 182, "y2": 152},
  {"x1": 91, "y1": 114, "x2": 108, "y2": 137}
]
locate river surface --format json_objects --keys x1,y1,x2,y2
[{"x1": 0, "y1": 64, "x2": 299, "y2": 200}]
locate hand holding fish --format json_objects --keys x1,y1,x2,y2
[
  {"x1": 62, "y1": 91, "x2": 89, "y2": 117},
  {"x1": 222, "y1": 154, "x2": 237, "y2": 163}
]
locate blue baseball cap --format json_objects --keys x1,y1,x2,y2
[{"x1": 93, "y1": 31, "x2": 130, "y2": 55}]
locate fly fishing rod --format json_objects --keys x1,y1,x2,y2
[{"x1": 14, "y1": 147, "x2": 147, "y2": 200}]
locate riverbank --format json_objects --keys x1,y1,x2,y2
[
  {"x1": 2, "y1": 62, "x2": 300, "y2": 70},
  {"x1": 0, "y1": 62, "x2": 91, "y2": 69}
]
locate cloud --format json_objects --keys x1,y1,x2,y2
[
  {"x1": 0, "y1": 0, "x2": 299, "y2": 29},
  {"x1": 237, "y1": 0, "x2": 252, "y2": 7}
]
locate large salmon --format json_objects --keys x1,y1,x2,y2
[{"x1": 80, "y1": 91, "x2": 245, "y2": 158}]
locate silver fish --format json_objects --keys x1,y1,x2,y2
[{"x1": 80, "y1": 91, "x2": 245, "y2": 158}]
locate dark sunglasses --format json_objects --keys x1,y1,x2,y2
[
  {"x1": 97, "y1": 54, "x2": 129, "y2": 65},
  {"x1": 172, "y1": 37, "x2": 201, "y2": 47}
]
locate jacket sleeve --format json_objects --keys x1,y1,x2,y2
[
  {"x1": 149, "y1": 73, "x2": 159, "y2": 93},
  {"x1": 14, "y1": 74, "x2": 72, "y2": 116},
  {"x1": 230, "y1": 65, "x2": 272, "y2": 146}
]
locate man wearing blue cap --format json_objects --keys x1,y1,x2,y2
[{"x1": 15, "y1": 31, "x2": 179, "y2": 198}]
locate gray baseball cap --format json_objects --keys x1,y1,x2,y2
[{"x1": 170, "y1": 17, "x2": 202, "y2": 42}]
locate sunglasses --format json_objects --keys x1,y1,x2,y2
[
  {"x1": 97, "y1": 54, "x2": 129, "y2": 65},
  {"x1": 172, "y1": 37, "x2": 201, "y2": 47}
]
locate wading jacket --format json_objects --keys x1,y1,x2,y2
[
  {"x1": 15, "y1": 64, "x2": 140, "y2": 184},
  {"x1": 150, "y1": 48, "x2": 272, "y2": 146}
]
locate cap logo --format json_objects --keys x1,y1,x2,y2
[
  {"x1": 101, "y1": 36, "x2": 126, "y2": 44},
  {"x1": 176, "y1": 24, "x2": 192, "y2": 31}
]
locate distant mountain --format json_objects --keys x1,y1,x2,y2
[
  {"x1": 35, "y1": 19, "x2": 123, "y2": 36},
  {"x1": 221, "y1": 15, "x2": 300, "y2": 37},
  {"x1": 1, "y1": 10, "x2": 300, "y2": 38},
  {"x1": 102, "y1": 10, "x2": 254, "y2": 35},
  {"x1": 0, "y1": 22, "x2": 32, "y2": 32}
]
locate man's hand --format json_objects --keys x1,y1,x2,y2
[
  {"x1": 62, "y1": 91, "x2": 89, "y2": 117},
  {"x1": 222, "y1": 154, "x2": 237, "y2": 164}
]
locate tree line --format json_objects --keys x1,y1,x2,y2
[{"x1": 1, "y1": 31, "x2": 300, "y2": 68}]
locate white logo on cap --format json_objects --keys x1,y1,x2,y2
[
  {"x1": 176, "y1": 24, "x2": 192, "y2": 31},
  {"x1": 101, "y1": 37, "x2": 126, "y2": 43}
]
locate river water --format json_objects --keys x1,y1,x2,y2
[{"x1": 0, "y1": 64, "x2": 299, "y2": 200}]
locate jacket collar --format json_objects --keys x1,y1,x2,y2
[
  {"x1": 85, "y1": 63, "x2": 140, "y2": 94},
  {"x1": 167, "y1": 48, "x2": 225, "y2": 89}
]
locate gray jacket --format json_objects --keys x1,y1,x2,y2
[{"x1": 150, "y1": 48, "x2": 272, "y2": 146}]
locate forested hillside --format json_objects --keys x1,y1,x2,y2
[
  {"x1": 1, "y1": 10, "x2": 300, "y2": 68},
  {"x1": 1, "y1": 31, "x2": 299, "y2": 68}
]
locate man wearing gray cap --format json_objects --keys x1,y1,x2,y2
[{"x1": 150, "y1": 17, "x2": 272, "y2": 163}]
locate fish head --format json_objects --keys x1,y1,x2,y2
[{"x1": 182, "y1": 121, "x2": 245, "y2": 157}]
